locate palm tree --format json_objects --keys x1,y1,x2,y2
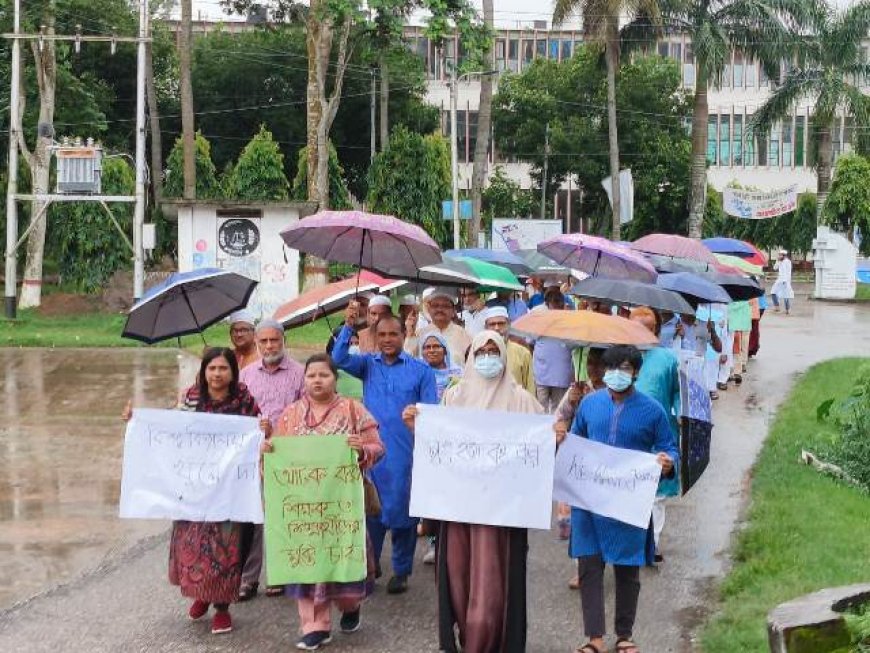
[
  {"x1": 661, "y1": 0, "x2": 813, "y2": 238},
  {"x1": 553, "y1": 0, "x2": 661, "y2": 240},
  {"x1": 752, "y1": 0, "x2": 870, "y2": 223}
]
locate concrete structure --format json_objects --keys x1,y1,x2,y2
[{"x1": 162, "y1": 199, "x2": 317, "y2": 319}]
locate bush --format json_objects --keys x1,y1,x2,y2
[
  {"x1": 225, "y1": 125, "x2": 290, "y2": 201},
  {"x1": 164, "y1": 131, "x2": 222, "y2": 199},
  {"x1": 818, "y1": 363, "x2": 870, "y2": 491},
  {"x1": 291, "y1": 143, "x2": 353, "y2": 210}
]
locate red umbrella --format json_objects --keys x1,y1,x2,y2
[
  {"x1": 740, "y1": 241, "x2": 768, "y2": 267},
  {"x1": 632, "y1": 233, "x2": 719, "y2": 265},
  {"x1": 273, "y1": 272, "x2": 404, "y2": 328}
]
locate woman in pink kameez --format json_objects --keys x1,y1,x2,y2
[{"x1": 264, "y1": 353, "x2": 384, "y2": 651}]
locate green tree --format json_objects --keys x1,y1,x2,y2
[
  {"x1": 366, "y1": 126, "x2": 451, "y2": 245},
  {"x1": 482, "y1": 167, "x2": 536, "y2": 222},
  {"x1": 225, "y1": 126, "x2": 290, "y2": 201},
  {"x1": 291, "y1": 143, "x2": 352, "y2": 210},
  {"x1": 661, "y1": 0, "x2": 813, "y2": 238},
  {"x1": 48, "y1": 157, "x2": 135, "y2": 292},
  {"x1": 553, "y1": 0, "x2": 662, "y2": 240},
  {"x1": 823, "y1": 153, "x2": 870, "y2": 253},
  {"x1": 164, "y1": 132, "x2": 222, "y2": 199},
  {"x1": 753, "y1": 2, "x2": 870, "y2": 223}
]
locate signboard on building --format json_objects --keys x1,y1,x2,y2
[
  {"x1": 491, "y1": 218, "x2": 563, "y2": 251},
  {"x1": 723, "y1": 185, "x2": 798, "y2": 219}
]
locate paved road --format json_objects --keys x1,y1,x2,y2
[{"x1": 1, "y1": 298, "x2": 868, "y2": 653}]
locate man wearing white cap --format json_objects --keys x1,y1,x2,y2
[
  {"x1": 482, "y1": 306, "x2": 536, "y2": 394},
  {"x1": 460, "y1": 287, "x2": 488, "y2": 337},
  {"x1": 358, "y1": 295, "x2": 393, "y2": 353},
  {"x1": 228, "y1": 309, "x2": 258, "y2": 370},
  {"x1": 771, "y1": 250, "x2": 794, "y2": 315},
  {"x1": 404, "y1": 287, "x2": 471, "y2": 363}
]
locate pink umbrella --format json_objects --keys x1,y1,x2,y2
[
  {"x1": 280, "y1": 210, "x2": 442, "y2": 278},
  {"x1": 632, "y1": 233, "x2": 719, "y2": 265},
  {"x1": 537, "y1": 234, "x2": 657, "y2": 283}
]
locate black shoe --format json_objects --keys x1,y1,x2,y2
[
  {"x1": 654, "y1": 552, "x2": 665, "y2": 563},
  {"x1": 374, "y1": 563, "x2": 383, "y2": 579},
  {"x1": 296, "y1": 631, "x2": 332, "y2": 650},
  {"x1": 386, "y1": 574, "x2": 409, "y2": 594},
  {"x1": 237, "y1": 583, "x2": 258, "y2": 602},
  {"x1": 339, "y1": 609, "x2": 361, "y2": 633}
]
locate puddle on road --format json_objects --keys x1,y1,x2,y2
[{"x1": 0, "y1": 348, "x2": 198, "y2": 610}]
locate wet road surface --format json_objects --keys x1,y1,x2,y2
[{"x1": 0, "y1": 299, "x2": 868, "y2": 652}]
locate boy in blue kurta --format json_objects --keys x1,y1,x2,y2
[
  {"x1": 333, "y1": 303, "x2": 438, "y2": 596},
  {"x1": 568, "y1": 346, "x2": 679, "y2": 653}
]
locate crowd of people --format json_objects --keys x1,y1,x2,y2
[{"x1": 122, "y1": 253, "x2": 795, "y2": 652}]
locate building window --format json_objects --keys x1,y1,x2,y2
[
  {"x1": 508, "y1": 38, "x2": 519, "y2": 72},
  {"x1": 733, "y1": 51, "x2": 744, "y2": 88},
  {"x1": 671, "y1": 43, "x2": 682, "y2": 62},
  {"x1": 683, "y1": 43, "x2": 695, "y2": 87},
  {"x1": 707, "y1": 114, "x2": 718, "y2": 165},
  {"x1": 523, "y1": 39, "x2": 534, "y2": 64},
  {"x1": 756, "y1": 133, "x2": 767, "y2": 166},
  {"x1": 658, "y1": 41, "x2": 669, "y2": 57},
  {"x1": 745, "y1": 115, "x2": 756, "y2": 165},
  {"x1": 760, "y1": 65, "x2": 769, "y2": 87},
  {"x1": 549, "y1": 39, "x2": 560, "y2": 60},
  {"x1": 536, "y1": 39, "x2": 547, "y2": 58},
  {"x1": 795, "y1": 115, "x2": 805, "y2": 166},
  {"x1": 719, "y1": 115, "x2": 731, "y2": 166},
  {"x1": 561, "y1": 39, "x2": 572, "y2": 60},
  {"x1": 768, "y1": 125, "x2": 780, "y2": 166},
  {"x1": 722, "y1": 59, "x2": 732, "y2": 87},
  {"x1": 733, "y1": 114, "x2": 743, "y2": 166},
  {"x1": 782, "y1": 121, "x2": 793, "y2": 166},
  {"x1": 745, "y1": 58, "x2": 756, "y2": 88}
]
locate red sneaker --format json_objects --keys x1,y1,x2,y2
[
  {"x1": 188, "y1": 599, "x2": 209, "y2": 620},
  {"x1": 211, "y1": 610, "x2": 233, "y2": 634}
]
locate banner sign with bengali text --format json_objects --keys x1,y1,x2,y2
[
  {"x1": 119, "y1": 408, "x2": 263, "y2": 523},
  {"x1": 723, "y1": 185, "x2": 798, "y2": 219},
  {"x1": 410, "y1": 404, "x2": 556, "y2": 530},
  {"x1": 264, "y1": 436, "x2": 366, "y2": 586}
]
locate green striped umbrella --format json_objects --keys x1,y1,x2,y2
[{"x1": 445, "y1": 255, "x2": 524, "y2": 291}]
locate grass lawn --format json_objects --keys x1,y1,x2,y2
[{"x1": 701, "y1": 358, "x2": 870, "y2": 652}]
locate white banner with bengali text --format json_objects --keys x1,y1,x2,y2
[
  {"x1": 119, "y1": 408, "x2": 264, "y2": 523},
  {"x1": 410, "y1": 404, "x2": 555, "y2": 529},
  {"x1": 553, "y1": 436, "x2": 661, "y2": 529},
  {"x1": 723, "y1": 185, "x2": 798, "y2": 220}
]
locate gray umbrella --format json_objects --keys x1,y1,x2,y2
[{"x1": 570, "y1": 277, "x2": 694, "y2": 315}]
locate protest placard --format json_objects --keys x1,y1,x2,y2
[
  {"x1": 553, "y1": 436, "x2": 661, "y2": 529},
  {"x1": 264, "y1": 436, "x2": 366, "y2": 586},
  {"x1": 409, "y1": 404, "x2": 555, "y2": 530},
  {"x1": 119, "y1": 408, "x2": 263, "y2": 522}
]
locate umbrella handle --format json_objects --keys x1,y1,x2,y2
[{"x1": 180, "y1": 286, "x2": 208, "y2": 347}]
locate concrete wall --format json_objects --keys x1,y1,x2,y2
[{"x1": 177, "y1": 204, "x2": 301, "y2": 319}]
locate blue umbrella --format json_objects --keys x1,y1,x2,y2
[
  {"x1": 444, "y1": 248, "x2": 532, "y2": 276},
  {"x1": 656, "y1": 272, "x2": 731, "y2": 306},
  {"x1": 702, "y1": 237, "x2": 756, "y2": 258},
  {"x1": 122, "y1": 268, "x2": 258, "y2": 345}
]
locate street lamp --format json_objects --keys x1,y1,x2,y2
[{"x1": 449, "y1": 69, "x2": 497, "y2": 250}]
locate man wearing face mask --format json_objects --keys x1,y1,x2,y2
[
  {"x1": 238, "y1": 319, "x2": 305, "y2": 601},
  {"x1": 560, "y1": 345, "x2": 678, "y2": 653}
]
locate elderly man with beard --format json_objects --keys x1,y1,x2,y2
[
  {"x1": 405, "y1": 287, "x2": 472, "y2": 364},
  {"x1": 238, "y1": 318, "x2": 305, "y2": 601}
]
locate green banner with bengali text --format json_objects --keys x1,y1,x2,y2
[{"x1": 264, "y1": 435, "x2": 366, "y2": 585}]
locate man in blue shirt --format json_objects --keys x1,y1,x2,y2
[
  {"x1": 532, "y1": 289, "x2": 575, "y2": 412},
  {"x1": 333, "y1": 301, "x2": 438, "y2": 595}
]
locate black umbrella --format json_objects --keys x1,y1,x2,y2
[
  {"x1": 570, "y1": 277, "x2": 694, "y2": 315},
  {"x1": 699, "y1": 271, "x2": 764, "y2": 301}
]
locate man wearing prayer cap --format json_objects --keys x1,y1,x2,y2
[
  {"x1": 482, "y1": 306, "x2": 536, "y2": 394},
  {"x1": 358, "y1": 294, "x2": 393, "y2": 353},
  {"x1": 238, "y1": 317, "x2": 305, "y2": 600},
  {"x1": 404, "y1": 287, "x2": 471, "y2": 363},
  {"x1": 228, "y1": 309, "x2": 258, "y2": 370}
]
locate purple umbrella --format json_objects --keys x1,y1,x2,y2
[
  {"x1": 537, "y1": 234, "x2": 657, "y2": 283},
  {"x1": 631, "y1": 233, "x2": 719, "y2": 265},
  {"x1": 280, "y1": 210, "x2": 442, "y2": 278}
]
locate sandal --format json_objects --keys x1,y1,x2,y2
[
  {"x1": 577, "y1": 643, "x2": 606, "y2": 653},
  {"x1": 238, "y1": 583, "x2": 258, "y2": 602},
  {"x1": 265, "y1": 585, "x2": 285, "y2": 597},
  {"x1": 615, "y1": 638, "x2": 640, "y2": 653}
]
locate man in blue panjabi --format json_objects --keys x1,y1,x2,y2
[
  {"x1": 567, "y1": 345, "x2": 679, "y2": 653},
  {"x1": 333, "y1": 301, "x2": 438, "y2": 595}
]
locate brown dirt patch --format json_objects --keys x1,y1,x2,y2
[{"x1": 37, "y1": 293, "x2": 100, "y2": 317}]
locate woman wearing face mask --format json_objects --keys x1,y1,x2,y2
[
  {"x1": 403, "y1": 330, "x2": 543, "y2": 653},
  {"x1": 562, "y1": 345, "x2": 678, "y2": 653}
]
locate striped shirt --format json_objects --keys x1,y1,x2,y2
[{"x1": 239, "y1": 353, "x2": 305, "y2": 429}]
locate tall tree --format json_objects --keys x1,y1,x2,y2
[
  {"x1": 660, "y1": 0, "x2": 812, "y2": 238},
  {"x1": 752, "y1": 0, "x2": 870, "y2": 224},
  {"x1": 553, "y1": 0, "x2": 661, "y2": 241},
  {"x1": 469, "y1": 0, "x2": 494, "y2": 245},
  {"x1": 178, "y1": 0, "x2": 195, "y2": 200}
]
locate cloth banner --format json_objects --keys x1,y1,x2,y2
[
  {"x1": 119, "y1": 408, "x2": 263, "y2": 522},
  {"x1": 723, "y1": 185, "x2": 798, "y2": 219},
  {"x1": 264, "y1": 436, "x2": 366, "y2": 586},
  {"x1": 410, "y1": 404, "x2": 555, "y2": 530},
  {"x1": 601, "y1": 168, "x2": 634, "y2": 225},
  {"x1": 553, "y1": 436, "x2": 661, "y2": 529},
  {"x1": 681, "y1": 417, "x2": 712, "y2": 495}
]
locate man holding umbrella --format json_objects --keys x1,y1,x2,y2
[{"x1": 334, "y1": 300, "x2": 437, "y2": 594}]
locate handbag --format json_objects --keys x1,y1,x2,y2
[{"x1": 348, "y1": 399, "x2": 382, "y2": 518}]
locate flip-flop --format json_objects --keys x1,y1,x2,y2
[
  {"x1": 615, "y1": 638, "x2": 640, "y2": 653},
  {"x1": 576, "y1": 643, "x2": 606, "y2": 653}
]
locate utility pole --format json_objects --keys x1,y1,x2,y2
[
  {"x1": 370, "y1": 66, "x2": 376, "y2": 162},
  {"x1": 541, "y1": 122, "x2": 550, "y2": 219},
  {"x1": 449, "y1": 67, "x2": 460, "y2": 249},
  {"x1": 4, "y1": 0, "x2": 21, "y2": 318},
  {"x1": 133, "y1": 0, "x2": 147, "y2": 300}
]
